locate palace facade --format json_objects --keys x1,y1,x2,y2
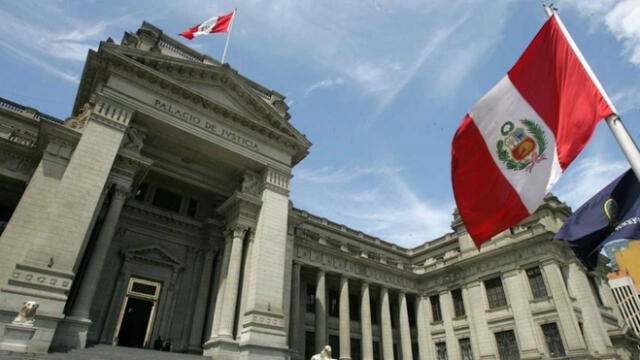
[{"x1": 0, "y1": 22, "x2": 638, "y2": 359}]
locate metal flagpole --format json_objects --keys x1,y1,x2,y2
[
  {"x1": 543, "y1": 3, "x2": 640, "y2": 181},
  {"x1": 221, "y1": 8, "x2": 237, "y2": 64}
]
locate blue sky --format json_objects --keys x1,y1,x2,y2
[{"x1": 1, "y1": 0, "x2": 639, "y2": 248}]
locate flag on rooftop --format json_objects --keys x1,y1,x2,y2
[
  {"x1": 179, "y1": 11, "x2": 235, "y2": 40},
  {"x1": 555, "y1": 168, "x2": 640, "y2": 270},
  {"x1": 451, "y1": 12, "x2": 616, "y2": 248}
]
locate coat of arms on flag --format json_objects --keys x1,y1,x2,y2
[{"x1": 496, "y1": 119, "x2": 547, "y2": 172}]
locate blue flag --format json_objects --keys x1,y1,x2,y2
[{"x1": 555, "y1": 168, "x2": 640, "y2": 270}]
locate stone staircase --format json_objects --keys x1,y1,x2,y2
[{"x1": 43, "y1": 345, "x2": 205, "y2": 360}]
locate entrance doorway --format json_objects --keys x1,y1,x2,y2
[{"x1": 113, "y1": 277, "x2": 161, "y2": 348}]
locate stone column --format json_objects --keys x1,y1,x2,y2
[
  {"x1": 380, "y1": 287, "x2": 394, "y2": 360},
  {"x1": 360, "y1": 282, "x2": 374, "y2": 360},
  {"x1": 339, "y1": 276, "x2": 351, "y2": 360},
  {"x1": 439, "y1": 291, "x2": 461, "y2": 360},
  {"x1": 567, "y1": 262, "x2": 613, "y2": 354},
  {"x1": 398, "y1": 292, "x2": 413, "y2": 360},
  {"x1": 53, "y1": 185, "x2": 129, "y2": 349},
  {"x1": 187, "y1": 247, "x2": 216, "y2": 352},
  {"x1": 503, "y1": 269, "x2": 542, "y2": 358},
  {"x1": 416, "y1": 296, "x2": 432, "y2": 360},
  {"x1": 289, "y1": 262, "x2": 303, "y2": 359},
  {"x1": 466, "y1": 281, "x2": 495, "y2": 357},
  {"x1": 315, "y1": 269, "x2": 327, "y2": 352},
  {"x1": 540, "y1": 260, "x2": 586, "y2": 352},
  {"x1": 208, "y1": 235, "x2": 232, "y2": 339},
  {"x1": 216, "y1": 226, "x2": 247, "y2": 339}
]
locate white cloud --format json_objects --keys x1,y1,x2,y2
[
  {"x1": 305, "y1": 77, "x2": 345, "y2": 96},
  {"x1": 0, "y1": 39, "x2": 79, "y2": 84},
  {"x1": 611, "y1": 87, "x2": 640, "y2": 113},
  {"x1": 553, "y1": 153, "x2": 628, "y2": 209},
  {"x1": 292, "y1": 163, "x2": 453, "y2": 247}
]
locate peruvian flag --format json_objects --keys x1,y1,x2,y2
[
  {"x1": 451, "y1": 14, "x2": 616, "y2": 248},
  {"x1": 180, "y1": 11, "x2": 235, "y2": 40}
]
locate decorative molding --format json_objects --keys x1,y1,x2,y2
[
  {"x1": 91, "y1": 98, "x2": 133, "y2": 131},
  {"x1": 121, "y1": 125, "x2": 147, "y2": 153},
  {"x1": 240, "y1": 170, "x2": 262, "y2": 197},
  {"x1": 9, "y1": 263, "x2": 73, "y2": 295},
  {"x1": 44, "y1": 136, "x2": 75, "y2": 161},
  {"x1": 122, "y1": 245, "x2": 183, "y2": 271},
  {"x1": 63, "y1": 102, "x2": 92, "y2": 132},
  {"x1": 263, "y1": 167, "x2": 290, "y2": 196}
]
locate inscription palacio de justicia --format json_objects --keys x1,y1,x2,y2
[{"x1": 153, "y1": 99, "x2": 259, "y2": 151}]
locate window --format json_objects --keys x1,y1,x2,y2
[
  {"x1": 587, "y1": 276, "x2": 604, "y2": 306},
  {"x1": 152, "y1": 187, "x2": 182, "y2": 212},
  {"x1": 329, "y1": 335, "x2": 340, "y2": 359},
  {"x1": 526, "y1": 266, "x2": 548, "y2": 299},
  {"x1": 134, "y1": 182, "x2": 149, "y2": 201},
  {"x1": 305, "y1": 331, "x2": 315, "y2": 360},
  {"x1": 371, "y1": 298, "x2": 379, "y2": 325},
  {"x1": 495, "y1": 330, "x2": 519, "y2": 360},
  {"x1": 186, "y1": 197, "x2": 198, "y2": 217},
  {"x1": 542, "y1": 323, "x2": 566, "y2": 357},
  {"x1": 452, "y1": 288, "x2": 465, "y2": 316},
  {"x1": 373, "y1": 341, "x2": 381, "y2": 360},
  {"x1": 435, "y1": 341, "x2": 448, "y2": 360},
  {"x1": 306, "y1": 284, "x2": 315, "y2": 313},
  {"x1": 350, "y1": 294, "x2": 360, "y2": 321},
  {"x1": 329, "y1": 290, "x2": 339, "y2": 317},
  {"x1": 408, "y1": 297, "x2": 416, "y2": 327},
  {"x1": 485, "y1": 277, "x2": 507, "y2": 309},
  {"x1": 459, "y1": 338, "x2": 473, "y2": 360},
  {"x1": 430, "y1": 295, "x2": 442, "y2": 322},
  {"x1": 351, "y1": 338, "x2": 361, "y2": 360}
]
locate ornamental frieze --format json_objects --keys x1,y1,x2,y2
[{"x1": 294, "y1": 244, "x2": 415, "y2": 291}]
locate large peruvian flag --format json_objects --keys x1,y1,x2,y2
[
  {"x1": 180, "y1": 11, "x2": 235, "y2": 40},
  {"x1": 452, "y1": 14, "x2": 616, "y2": 248}
]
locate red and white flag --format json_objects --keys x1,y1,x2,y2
[
  {"x1": 451, "y1": 14, "x2": 616, "y2": 248},
  {"x1": 180, "y1": 11, "x2": 235, "y2": 40}
]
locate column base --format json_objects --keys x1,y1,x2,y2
[
  {"x1": 203, "y1": 336, "x2": 240, "y2": 359},
  {"x1": 49, "y1": 316, "x2": 91, "y2": 352},
  {"x1": 0, "y1": 323, "x2": 36, "y2": 352}
]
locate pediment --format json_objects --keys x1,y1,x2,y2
[{"x1": 123, "y1": 245, "x2": 183, "y2": 269}]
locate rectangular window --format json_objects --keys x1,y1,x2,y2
[
  {"x1": 435, "y1": 341, "x2": 448, "y2": 360},
  {"x1": 305, "y1": 331, "x2": 315, "y2": 360},
  {"x1": 152, "y1": 187, "x2": 182, "y2": 213},
  {"x1": 373, "y1": 341, "x2": 381, "y2": 360},
  {"x1": 588, "y1": 276, "x2": 604, "y2": 306},
  {"x1": 350, "y1": 294, "x2": 360, "y2": 321},
  {"x1": 371, "y1": 298, "x2": 379, "y2": 325},
  {"x1": 329, "y1": 335, "x2": 340, "y2": 359},
  {"x1": 351, "y1": 338, "x2": 361, "y2": 360},
  {"x1": 329, "y1": 290, "x2": 339, "y2": 317},
  {"x1": 430, "y1": 295, "x2": 442, "y2": 322},
  {"x1": 306, "y1": 284, "x2": 315, "y2": 313},
  {"x1": 526, "y1": 266, "x2": 548, "y2": 299},
  {"x1": 186, "y1": 197, "x2": 198, "y2": 217},
  {"x1": 495, "y1": 330, "x2": 519, "y2": 360},
  {"x1": 542, "y1": 323, "x2": 566, "y2": 357},
  {"x1": 452, "y1": 288, "x2": 465, "y2": 317},
  {"x1": 485, "y1": 277, "x2": 507, "y2": 309},
  {"x1": 459, "y1": 338, "x2": 473, "y2": 360}
]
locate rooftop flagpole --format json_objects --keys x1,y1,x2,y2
[
  {"x1": 543, "y1": 3, "x2": 640, "y2": 182},
  {"x1": 221, "y1": 8, "x2": 237, "y2": 64}
]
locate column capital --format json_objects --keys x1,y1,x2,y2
[
  {"x1": 90, "y1": 97, "x2": 134, "y2": 132},
  {"x1": 262, "y1": 167, "x2": 291, "y2": 196},
  {"x1": 224, "y1": 225, "x2": 249, "y2": 240}
]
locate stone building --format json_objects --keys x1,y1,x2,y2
[
  {"x1": 608, "y1": 270, "x2": 640, "y2": 337},
  {"x1": 0, "y1": 22, "x2": 638, "y2": 359}
]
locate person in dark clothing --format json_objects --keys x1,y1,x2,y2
[
  {"x1": 162, "y1": 338, "x2": 172, "y2": 352},
  {"x1": 153, "y1": 336, "x2": 163, "y2": 350}
]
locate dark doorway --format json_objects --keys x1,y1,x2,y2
[{"x1": 117, "y1": 297, "x2": 153, "y2": 348}]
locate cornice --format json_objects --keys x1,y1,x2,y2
[{"x1": 74, "y1": 44, "x2": 310, "y2": 164}]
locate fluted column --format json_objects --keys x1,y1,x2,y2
[
  {"x1": 398, "y1": 292, "x2": 413, "y2": 360},
  {"x1": 217, "y1": 226, "x2": 247, "y2": 339},
  {"x1": 69, "y1": 184, "x2": 129, "y2": 320},
  {"x1": 339, "y1": 276, "x2": 351, "y2": 360},
  {"x1": 315, "y1": 269, "x2": 327, "y2": 352},
  {"x1": 360, "y1": 282, "x2": 374, "y2": 359},
  {"x1": 416, "y1": 296, "x2": 432, "y2": 360},
  {"x1": 503, "y1": 269, "x2": 542, "y2": 358},
  {"x1": 380, "y1": 287, "x2": 394, "y2": 360},
  {"x1": 290, "y1": 262, "x2": 303, "y2": 359},
  {"x1": 188, "y1": 247, "x2": 216, "y2": 351}
]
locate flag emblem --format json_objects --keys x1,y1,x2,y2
[
  {"x1": 603, "y1": 198, "x2": 619, "y2": 228},
  {"x1": 496, "y1": 119, "x2": 548, "y2": 172}
]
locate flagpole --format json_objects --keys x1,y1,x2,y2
[
  {"x1": 221, "y1": 8, "x2": 236, "y2": 64},
  {"x1": 543, "y1": 3, "x2": 640, "y2": 181}
]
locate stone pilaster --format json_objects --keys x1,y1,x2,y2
[
  {"x1": 380, "y1": 287, "x2": 394, "y2": 360},
  {"x1": 466, "y1": 281, "x2": 495, "y2": 358},
  {"x1": 51, "y1": 184, "x2": 130, "y2": 350},
  {"x1": 416, "y1": 296, "x2": 432, "y2": 360},
  {"x1": 339, "y1": 276, "x2": 351, "y2": 360},
  {"x1": 504, "y1": 269, "x2": 545, "y2": 359},
  {"x1": 439, "y1": 291, "x2": 460, "y2": 360},
  {"x1": 217, "y1": 227, "x2": 247, "y2": 339},
  {"x1": 187, "y1": 231, "x2": 218, "y2": 352},
  {"x1": 208, "y1": 233, "x2": 232, "y2": 340},
  {"x1": 360, "y1": 282, "x2": 374, "y2": 360},
  {"x1": 315, "y1": 269, "x2": 327, "y2": 352},
  {"x1": 0, "y1": 97, "x2": 133, "y2": 354},
  {"x1": 540, "y1": 260, "x2": 587, "y2": 354},
  {"x1": 398, "y1": 292, "x2": 413, "y2": 360}
]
